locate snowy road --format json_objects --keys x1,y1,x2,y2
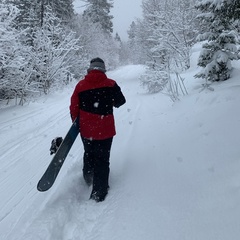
[{"x1": 1, "y1": 64, "x2": 240, "y2": 240}]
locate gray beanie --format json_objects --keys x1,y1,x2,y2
[{"x1": 87, "y1": 57, "x2": 106, "y2": 73}]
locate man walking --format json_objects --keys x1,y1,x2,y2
[{"x1": 70, "y1": 58, "x2": 126, "y2": 202}]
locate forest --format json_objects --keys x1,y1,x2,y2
[{"x1": 0, "y1": 0, "x2": 239, "y2": 105}]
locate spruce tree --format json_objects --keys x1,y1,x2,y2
[
  {"x1": 8, "y1": 0, "x2": 40, "y2": 29},
  {"x1": 47, "y1": 0, "x2": 74, "y2": 23},
  {"x1": 82, "y1": 0, "x2": 114, "y2": 35},
  {"x1": 9, "y1": 0, "x2": 74, "y2": 29},
  {"x1": 195, "y1": 0, "x2": 239, "y2": 81}
]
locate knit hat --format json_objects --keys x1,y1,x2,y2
[{"x1": 87, "y1": 57, "x2": 106, "y2": 73}]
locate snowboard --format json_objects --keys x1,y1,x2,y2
[{"x1": 37, "y1": 118, "x2": 79, "y2": 192}]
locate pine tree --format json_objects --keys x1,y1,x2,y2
[
  {"x1": 8, "y1": 0, "x2": 40, "y2": 29},
  {"x1": 114, "y1": 32, "x2": 121, "y2": 43},
  {"x1": 71, "y1": 13, "x2": 120, "y2": 71},
  {"x1": 195, "y1": 0, "x2": 240, "y2": 81},
  {"x1": 82, "y1": 0, "x2": 114, "y2": 34},
  {"x1": 47, "y1": 0, "x2": 74, "y2": 23},
  {"x1": 9, "y1": 0, "x2": 74, "y2": 29},
  {"x1": 127, "y1": 21, "x2": 147, "y2": 64}
]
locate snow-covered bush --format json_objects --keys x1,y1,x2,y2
[
  {"x1": 140, "y1": 62, "x2": 188, "y2": 102},
  {"x1": 140, "y1": 67, "x2": 169, "y2": 94}
]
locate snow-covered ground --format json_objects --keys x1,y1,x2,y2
[{"x1": 1, "y1": 46, "x2": 240, "y2": 239}]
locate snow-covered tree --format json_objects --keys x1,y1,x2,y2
[
  {"x1": 127, "y1": 20, "x2": 147, "y2": 64},
  {"x1": 0, "y1": 2, "x2": 83, "y2": 104},
  {"x1": 141, "y1": 0, "x2": 197, "y2": 71},
  {"x1": 82, "y1": 0, "x2": 114, "y2": 35},
  {"x1": 48, "y1": 0, "x2": 74, "y2": 23},
  {"x1": 114, "y1": 32, "x2": 121, "y2": 43},
  {"x1": 72, "y1": 14, "x2": 120, "y2": 71},
  {"x1": 0, "y1": 0, "x2": 125, "y2": 105},
  {"x1": 30, "y1": 6, "x2": 82, "y2": 94},
  {"x1": 8, "y1": 0, "x2": 40, "y2": 29},
  {"x1": 195, "y1": 0, "x2": 240, "y2": 81},
  {"x1": 138, "y1": 0, "x2": 198, "y2": 94},
  {"x1": 9, "y1": 0, "x2": 74, "y2": 29},
  {"x1": 0, "y1": 2, "x2": 33, "y2": 104}
]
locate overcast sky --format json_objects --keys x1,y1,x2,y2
[{"x1": 73, "y1": 0, "x2": 143, "y2": 41}]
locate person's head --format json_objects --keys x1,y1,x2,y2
[{"x1": 87, "y1": 57, "x2": 106, "y2": 73}]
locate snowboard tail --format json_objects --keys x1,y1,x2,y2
[{"x1": 37, "y1": 118, "x2": 79, "y2": 192}]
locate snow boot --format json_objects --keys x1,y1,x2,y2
[{"x1": 90, "y1": 189, "x2": 108, "y2": 202}]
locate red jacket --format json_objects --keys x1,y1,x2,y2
[{"x1": 70, "y1": 70, "x2": 126, "y2": 140}]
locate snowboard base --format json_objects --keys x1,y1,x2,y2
[{"x1": 37, "y1": 118, "x2": 79, "y2": 192}]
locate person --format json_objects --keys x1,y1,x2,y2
[{"x1": 69, "y1": 57, "x2": 126, "y2": 202}]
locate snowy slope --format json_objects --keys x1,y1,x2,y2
[{"x1": 1, "y1": 48, "x2": 240, "y2": 239}]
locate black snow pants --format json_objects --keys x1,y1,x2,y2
[{"x1": 81, "y1": 136, "x2": 113, "y2": 201}]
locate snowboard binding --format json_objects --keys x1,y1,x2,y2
[{"x1": 50, "y1": 137, "x2": 63, "y2": 155}]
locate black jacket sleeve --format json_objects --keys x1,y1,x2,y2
[{"x1": 112, "y1": 83, "x2": 126, "y2": 108}]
